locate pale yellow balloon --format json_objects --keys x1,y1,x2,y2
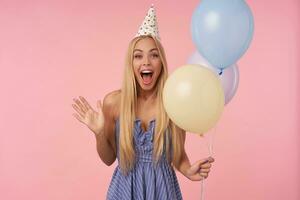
[{"x1": 163, "y1": 64, "x2": 225, "y2": 134}]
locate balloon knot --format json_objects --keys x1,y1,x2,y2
[{"x1": 218, "y1": 69, "x2": 223, "y2": 75}]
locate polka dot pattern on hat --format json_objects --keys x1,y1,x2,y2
[{"x1": 135, "y1": 4, "x2": 161, "y2": 40}]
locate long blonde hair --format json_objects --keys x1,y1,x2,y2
[{"x1": 119, "y1": 35, "x2": 184, "y2": 175}]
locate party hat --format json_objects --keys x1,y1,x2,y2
[{"x1": 134, "y1": 4, "x2": 161, "y2": 40}]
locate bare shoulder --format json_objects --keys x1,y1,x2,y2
[{"x1": 103, "y1": 89, "x2": 121, "y2": 121}]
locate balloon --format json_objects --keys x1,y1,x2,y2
[
  {"x1": 163, "y1": 64, "x2": 224, "y2": 134},
  {"x1": 187, "y1": 51, "x2": 239, "y2": 105},
  {"x1": 191, "y1": 0, "x2": 254, "y2": 69}
]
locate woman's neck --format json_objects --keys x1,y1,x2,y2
[{"x1": 137, "y1": 86, "x2": 158, "y2": 102}]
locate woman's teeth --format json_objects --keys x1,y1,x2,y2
[{"x1": 140, "y1": 70, "x2": 153, "y2": 78}]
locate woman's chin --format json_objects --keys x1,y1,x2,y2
[{"x1": 140, "y1": 84, "x2": 153, "y2": 90}]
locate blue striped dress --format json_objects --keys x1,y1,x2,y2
[{"x1": 106, "y1": 118, "x2": 183, "y2": 200}]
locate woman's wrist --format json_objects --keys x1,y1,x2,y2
[{"x1": 93, "y1": 128, "x2": 104, "y2": 139}]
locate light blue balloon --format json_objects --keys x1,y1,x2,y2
[{"x1": 191, "y1": 0, "x2": 254, "y2": 70}]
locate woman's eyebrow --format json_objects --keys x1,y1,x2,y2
[
  {"x1": 149, "y1": 48, "x2": 158, "y2": 52},
  {"x1": 133, "y1": 49, "x2": 142, "y2": 53},
  {"x1": 133, "y1": 48, "x2": 158, "y2": 53}
]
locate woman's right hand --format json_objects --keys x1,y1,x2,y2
[{"x1": 72, "y1": 96, "x2": 104, "y2": 135}]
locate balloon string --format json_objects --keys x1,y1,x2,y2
[
  {"x1": 200, "y1": 178, "x2": 204, "y2": 200},
  {"x1": 200, "y1": 125, "x2": 217, "y2": 200},
  {"x1": 208, "y1": 125, "x2": 216, "y2": 157}
]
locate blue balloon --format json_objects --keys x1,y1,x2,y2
[{"x1": 191, "y1": 0, "x2": 254, "y2": 69}]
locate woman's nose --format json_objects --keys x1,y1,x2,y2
[{"x1": 142, "y1": 57, "x2": 150, "y2": 66}]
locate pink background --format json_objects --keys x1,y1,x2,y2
[{"x1": 1, "y1": 0, "x2": 299, "y2": 199}]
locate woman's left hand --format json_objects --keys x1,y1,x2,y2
[{"x1": 186, "y1": 156, "x2": 215, "y2": 181}]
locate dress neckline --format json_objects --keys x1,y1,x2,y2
[
  {"x1": 116, "y1": 117, "x2": 156, "y2": 123},
  {"x1": 116, "y1": 117, "x2": 156, "y2": 133},
  {"x1": 135, "y1": 118, "x2": 156, "y2": 133},
  {"x1": 135, "y1": 118, "x2": 156, "y2": 123}
]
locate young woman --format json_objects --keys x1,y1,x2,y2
[{"x1": 72, "y1": 5, "x2": 214, "y2": 200}]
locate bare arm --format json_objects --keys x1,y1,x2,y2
[
  {"x1": 176, "y1": 130, "x2": 215, "y2": 181},
  {"x1": 94, "y1": 91, "x2": 118, "y2": 166},
  {"x1": 94, "y1": 130, "x2": 116, "y2": 166},
  {"x1": 176, "y1": 130, "x2": 193, "y2": 179}
]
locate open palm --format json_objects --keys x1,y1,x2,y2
[{"x1": 72, "y1": 96, "x2": 104, "y2": 135}]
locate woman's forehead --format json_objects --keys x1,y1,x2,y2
[{"x1": 134, "y1": 38, "x2": 157, "y2": 51}]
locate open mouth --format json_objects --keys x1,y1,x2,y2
[{"x1": 140, "y1": 71, "x2": 154, "y2": 85}]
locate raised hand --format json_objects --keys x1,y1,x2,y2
[{"x1": 72, "y1": 96, "x2": 105, "y2": 135}]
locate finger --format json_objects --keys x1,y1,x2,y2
[
  {"x1": 199, "y1": 172, "x2": 208, "y2": 178},
  {"x1": 72, "y1": 113, "x2": 84, "y2": 123},
  {"x1": 73, "y1": 98, "x2": 87, "y2": 113},
  {"x1": 197, "y1": 158, "x2": 210, "y2": 166},
  {"x1": 199, "y1": 168, "x2": 210, "y2": 173},
  {"x1": 79, "y1": 96, "x2": 93, "y2": 111},
  {"x1": 200, "y1": 163, "x2": 212, "y2": 169},
  {"x1": 97, "y1": 100, "x2": 102, "y2": 112},
  {"x1": 191, "y1": 172, "x2": 207, "y2": 181},
  {"x1": 73, "y1": 98, "x2": 85, "y2": 113},
  {"x1": 72, "y1": 104, "x2": 85, "y2": 118},
  {"x1": 191, "y1": 173, "x2": 205, "y2": 181},
  {"x1": 188, "y1": 159, "x2": 210, "y2": 175},
  {"x1": 208, "y1": 157, "x2": 215, "y2": 163}
]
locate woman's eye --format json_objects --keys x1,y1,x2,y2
[
  {"x1": 152, "y1": 54, "x2": 159, "y2": 58},
  {"x1": 134, "y1": 55, "x2": 142, "y2": 59}
]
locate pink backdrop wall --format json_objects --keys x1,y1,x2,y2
[{"x1": 1, "y1": 0, "x2": 299, "y2": 199}]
